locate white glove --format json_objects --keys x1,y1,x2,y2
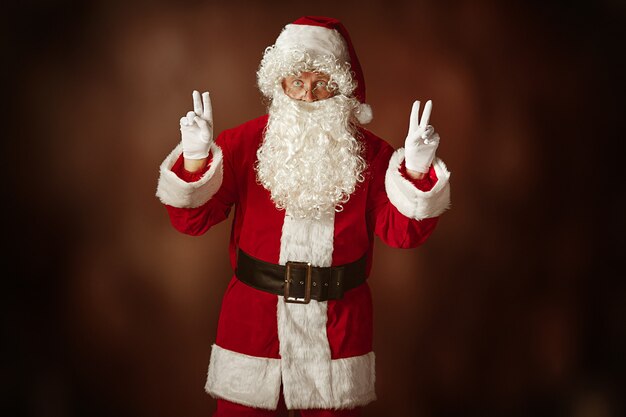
[
  {"x1": 404, "y1": 99, "x2": 440, "y2": 173},
  {"x1": 180, "y1": 90, "x2": 213, "y2": 159}
]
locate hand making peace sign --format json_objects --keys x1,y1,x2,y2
[
  {"x1": 404, "y1": 100, "x2": 440, "y2": 174},
  {"x1": 180, "y1": 90, "x2": 214, "y2": 160}
]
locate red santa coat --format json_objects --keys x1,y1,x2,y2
[{"x1": 156, "y1": 115, "x2": 451, "y2": 410}]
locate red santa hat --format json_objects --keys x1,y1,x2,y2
[{"x1": 257, "y1": 16, "x2": 373, "y2": 124}]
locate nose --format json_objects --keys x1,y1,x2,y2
[{"x1": 303, "y1": 89, "x2": 316, "y2": 102}]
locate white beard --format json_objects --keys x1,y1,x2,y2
[{"x1": 255, "y1": 91, "x2": 366, "y2": 220}]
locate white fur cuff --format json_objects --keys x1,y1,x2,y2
[
  {"x1": 155, "y1": 142, "x2": 223, "y2": 208},
  {"x1": 385, "y1": 148, "x2": 451, "y2": 220},
  {"x1": 205, "y1": 344, "x2": 282, "y2": 410}
]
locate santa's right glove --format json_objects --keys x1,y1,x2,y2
[
  {"x1": 404, "y1": 100, "x2": 440, "y2": 173},
  {"x1": 180, "y1": 90, "x2": 213, "y2": 159}
]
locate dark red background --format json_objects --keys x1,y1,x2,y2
[{"x1": 4, "y1": 1, "x2": 625, "y2": 416}]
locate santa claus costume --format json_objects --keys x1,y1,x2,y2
[{"x1": 156, "y1": 16, "x2": 450, "y2": 416}]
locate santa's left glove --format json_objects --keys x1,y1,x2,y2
[
  {"x1": 404, "y1": 100, "x2": 440, "y2": 173},
  {"x1": 180, "y1": 90, "x2": 213, "y2": 159}
]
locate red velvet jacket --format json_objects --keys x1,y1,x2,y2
[{"x1": 156, "y1": 115, "x2": 451, "y2": 410}]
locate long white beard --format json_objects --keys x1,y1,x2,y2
[{"x1": 255, "y1": 91, "x2": 366, "y2": 219}]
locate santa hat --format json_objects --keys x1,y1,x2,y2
[{"x1": 257, "y1": 16, "x2": 373, "y2": 124}]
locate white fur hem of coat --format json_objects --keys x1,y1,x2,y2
[
  {"x1": 155, "y1": 142, "x2": 223, "y2": 208},
  {"x1": 204, "y1": 344, "x2": 376, "y2": 410},
  {"x1": 385, "y1": 148, "x2": 451, "y2": 220},
  {"x1": 282, "y1": 345, "x2": 377, "y2": 409},
  {"x1": 205, "y1": 344, "x2": 282, "y2": 410}
]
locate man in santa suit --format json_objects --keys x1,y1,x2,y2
[{"x1": 156, "y1": 16, "x2": 450, "y2": 417}]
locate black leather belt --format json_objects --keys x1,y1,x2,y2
[{"x1": 235, "y1": 248, "x2": 367, "y2": 304}]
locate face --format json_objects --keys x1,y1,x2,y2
[{"x1": 281, "y1": 72, "x2": 337, "y2": 102}]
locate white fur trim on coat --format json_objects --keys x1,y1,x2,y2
[
  {"x1": 275, "y1": 24, "x2": 349, "y2": 63},
  {"x1": 155, "y1": 142, "x2": 223, "y2": 208},
  {"x1": 328, "y1": 351, "x2": 377, "y2": 408},
  {"x1": 205, "y1": 344, "x2": 282, "y2": 410},
  {"x1": 278, "y1": 294, "x2": 377, "y2": 409},
  {"x1": 385, "y1": 149, "x2": 451, "y2": 220},
  {"x1": 279, "y1": 213, "x2": 335, "y2": 267},
  {"x1": 275, "y1": 211, "x2": 377, "y2": 408},
  {"x1": 278, "y1": 212, "x2": 335, "y2": 408},
  {"x1": 204, "y1": 344, "x2": 376, "y2": 410}
]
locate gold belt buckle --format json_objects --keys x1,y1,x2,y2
[{"x1": 284, "y1": 261, "x2": 312, "y2": 304}]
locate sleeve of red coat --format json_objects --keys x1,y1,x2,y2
[
  {"x1": 155, "y1": 135, "x2": 238, "y2": 236},
  {"x1": 367, "y1": 144, "x2": 451, "y2": 249}
]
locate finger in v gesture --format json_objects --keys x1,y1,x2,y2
[
  {"x1": 192, "y1": 90, "x2": 213, "y2": 123},
  {"x1": 408, "y1": 99, "x2": 433, "y2": 135}
]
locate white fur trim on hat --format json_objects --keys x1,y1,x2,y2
[
  {"x1": 275, "y1": 24, "x2": 349, "y2": 63},
  {"x1": 155, "y1": 142, "x2": 223, "y2": 208},
  {"x1": 385, "y1": 149, "x2": 451, "y2": 219},
  {"x1": 355, "y1": 103, "x2": 373, "y2": 124}
]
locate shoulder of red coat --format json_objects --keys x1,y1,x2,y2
[
  {"x1": 215, "y1": 114, "x2": 269, "y2": 148},
  {"x1": 220, "y1": 114, "x2": 269, "y2": 137},
  {"x1": 357, "y1": 126, "x2": 394, "y2": 160}
]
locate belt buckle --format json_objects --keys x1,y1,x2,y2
[{"x1": 284, "y1": 261, "x2": 312, "y2": 304}]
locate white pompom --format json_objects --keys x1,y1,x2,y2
[{"x1": 355, "y1": 103, "x2": 373, "y2": 124}]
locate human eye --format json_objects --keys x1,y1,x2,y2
[
  {"x1": 292, "y1": 80, "x2": 304, "y2": 88},
  {"x1": 315, "y1": 80, "x2": 327, "y2": 88}
]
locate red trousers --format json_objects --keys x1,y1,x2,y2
[{"x1": 213, "y1": 386, "x2": 362, "y2": 417}]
